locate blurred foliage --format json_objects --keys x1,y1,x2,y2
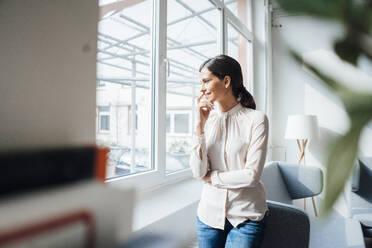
[{"x1": 276, "y1": 0, "x2": 372, "y2": 216}]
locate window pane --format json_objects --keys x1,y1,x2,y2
[
  {"x1": 100, "y1": 115, "x2": 110, "y2": 130},
  {"x1": 174, "y1": 114, "x2": 189, "y2": 133},
  {"x1": 96, "y1": 0, "x2": 153, "y2": 179},
  {"x1": 227, "y1": 22, "x2": 253, "y2": 92},
  {"x1": 166, "y1": 113, "x2": 171, "y2": 133},
  {"x1": 225, "y1": 0, "x2": 238, "y2": 17},
  {"x1": 224, "y1": 0, "x2": 238, "y2": 16},
  {"x1": 166, "y1": 0, "x2": 219, "y2": 174},
  {"x1": 128, "y1": 109, "x2": 138, "y2": 131}
]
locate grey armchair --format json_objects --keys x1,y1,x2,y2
[
  {"x1": 260, "y1": 161, "x2": 323, "y2": 248},
  {"x1": 350, "y1": 157, "x2": 372, "y2": 238}
]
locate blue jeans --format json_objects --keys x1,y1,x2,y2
[{"x1": 196, "y1": 213, "x2": 268, "y2": 248}]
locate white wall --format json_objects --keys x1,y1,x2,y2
[
  {"x1": 0, "y1": 0, "x2": 98, "y2": 151},
  {"x1": 132, "y1": 179, "x2": 202, "y2": 246},
  {"x1": 270, "y1": 14, "x2": 372, "y2": 216}
]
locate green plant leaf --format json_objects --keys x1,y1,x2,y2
[
  {"x1": 290, "y1": 50, "x2": 351, "y2": 94},
  {"x1": 334, "y1": 38, "x2": 361, "y2": 65},
  {"x1": 341, "y1": 92, "x2": 372, "y2": 114},
  {"x1": 290, "y1": 50, "x2": 372, "y2": 216},
  {"x1": 320, "y1": 94, "x2": 372, "y2": 217},
  {"x1": 320, "y1": 122, "x2": 362, "y2": 217},
  {"x1": 277, "y1": 0, "x2": 372, "y2": 216},
  {"x1": 319, "y1": 102, "x2": 372, "y2": 216},
  {"x1": 274, "y1": 0, "x2": 342, "y2": 19},
  {"x1": 346, "y1": 0, "x2": 372, "y2": 34},
  {"x1": 278, "y1": 0, "x2": 372, "y2": 64}
]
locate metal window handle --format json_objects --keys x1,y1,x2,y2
[{"x1": 164, "y1": 58, "x2": 170, "y2": 77}]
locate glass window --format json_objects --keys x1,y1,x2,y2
[
  {"x1": 166, "y1": 113, "x2": 171, "y2": 133},
  {"x1": 128, "y1": 106, "x2": 138, "y2": 132},
  {"x1": 165, "y1": 0, "x2": 219, "y2": 174},
  {"x1": 174, "y1": 113, "x2": 189, "y2": 134},
  {"x1": 96, "y1": 0, "x2": 255, "y2": 186},
  {"x1": 100, "y1": 115, "x2": 110, "y2": 131},
  {"x1": 227, "y1": 22, "x2": 253, "y2": 92},
  {"x1": 97, "y1": 0, "x2": 153, "y2": 179},
  {"x1": 97, "y1": 106, "x2": 110, "y2": 132},
  {"x1": 166, "y1": 111, "x2": 190, "y2": 134},
  {"x1": 225, "y1": 0, "x2": 238, "y2": 17}
]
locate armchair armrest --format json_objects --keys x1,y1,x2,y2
[
  {"x1": 262, "y1": 200, "x2": 310, "y2": 248},
  {"x1": 277, "y1": 162, "x2": 323, "y2": 200}
]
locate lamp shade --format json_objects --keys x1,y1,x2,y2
[{"x1": 285, "y1": 115, "x2": 319, "y2": 140}]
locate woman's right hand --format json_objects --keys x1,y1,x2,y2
[{"x1": 195, "y1": 93, "x2": 214, "y2": 135}]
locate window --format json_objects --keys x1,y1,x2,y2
[
  {"x1": 166, "y1": 111, "x2": 192, "y2": 174},
  {"x1": 97, "y1": 80, "x2": 106, "y2": 88},
  {"x1": 97, "y1": 0, "x2": 254, "y2": 188},
  {"x1": 98, "y1": 106, "x2": 110, "y2": 132},
  {"x1": 174, "y1": 113, "x2": 189, "y2": 133},
  {"x1": 166, "y1": 111, "x2": 191, "y2": 135},
  {"x1": 97, "y1": 0, "x2": 153, "y2": 179},
  {"x1": 128, "y1": 105, "x2": 138, "y2": 133},
  {"x1": 165, "y1": 0, "x2": 219, "y2": 174},
  {"x1": 225, "y1": 0, "x2": 238, "y2": 18},
  {"x1": 100, "y1": 116, "x2": 110, "y2": 131},
  {"x1": 166, "y1": 113, "x2": 171, "y2": 133},
  {"x1": 227, "y1": 22, "x2": 253, "y2": 92}
]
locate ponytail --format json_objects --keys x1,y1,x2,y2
[{"x1": 235, "y1": 85, "x2": 256, "y2": 110}]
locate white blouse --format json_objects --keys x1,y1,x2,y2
[{"x1": 190, "y1": 103, "x2": 269, "y2": 230}]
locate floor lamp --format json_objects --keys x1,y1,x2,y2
[{"x1": 285, "y1": 115, "x2": 319, "y2": 217}]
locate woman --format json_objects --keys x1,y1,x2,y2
[{"x1": 190, "y1": 55, "x2": 269, "y2": 248}]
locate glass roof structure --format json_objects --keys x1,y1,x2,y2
[{"x1": 97, "y1": 0, "x2": 239, "y2": 97}]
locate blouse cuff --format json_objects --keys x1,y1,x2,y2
[
  {"x1": 211, "y1": 170, "x2": 222, "y2": 186},
  {"x1": 193, "y1": 133, "x2": 205, "y2": 144}
]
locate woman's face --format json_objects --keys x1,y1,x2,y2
[{"x1": 199, "y1": 67, "x2": 229, "y2": 103}]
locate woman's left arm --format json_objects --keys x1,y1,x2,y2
[{"x1": 210, "y1": 114, "x2": 269, "y2": 189}]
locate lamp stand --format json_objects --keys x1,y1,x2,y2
[{"x1": 297, "y1": 139, "x2": 318, "y2": 217}]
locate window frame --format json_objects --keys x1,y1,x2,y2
[
  {"x1": 105, "y1": 0, "x2": 255, "y2": 190},
  {"x1": 226, "y1": 21, "x2": 254, "y2": 93},
  {"x1": 127, "y1": 105, "x2": 139, "y2": 134}
]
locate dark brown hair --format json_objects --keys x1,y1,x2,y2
[{"x1": 199, "y1": 55, "x2": 256, "y2": 110}]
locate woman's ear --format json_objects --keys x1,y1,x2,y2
[{"x1": 224, "y1": 76, "x2": 231, "y2": 88}]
